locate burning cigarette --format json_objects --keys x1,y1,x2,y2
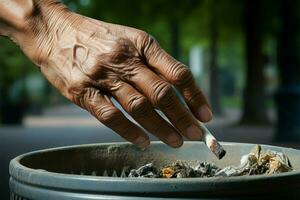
[{"x1": 199, "y1": 123, "x2": 226, "y2": 160}]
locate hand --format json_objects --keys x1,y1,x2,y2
[{"x1": 12, "y1": 2, "x2": 212, "y2": 148}]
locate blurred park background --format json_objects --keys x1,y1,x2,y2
[{"x1": 1, "y1": 0, "x2": 300, "y2": 198}]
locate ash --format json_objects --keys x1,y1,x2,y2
[{"x1": 128, "y1": 145, "x2": 293, "y2": 178}]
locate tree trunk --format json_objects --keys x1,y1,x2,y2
[
  {"x1": 170, "y1": 19, "x2": 180, "y2": 60},
  {"x1": 209, "y1": 0, "x2": 222, "y2": 115},
  {"x1": 241, "y1": 0, "x2": 269, "y2": 124},
  {"x1": 275, "y1": 0, "x2": 300, "y2": 141}
]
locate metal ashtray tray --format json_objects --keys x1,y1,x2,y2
[{"x1": 10, "y1": 142, "x2": 300, "y2": 200}]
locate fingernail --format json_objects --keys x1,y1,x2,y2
[
  {"x1": 197, "y1": 105, "x2": 213, "y2": 122},
  {"x1": 135, "y1": 137, "x2": 150, "y2": 148},
  {"x1": 186, "y1": 124, "x2": 203, "y2": 140},
  {"x1": 165, "y1": 133, "x2": 182, "y2": 147}
]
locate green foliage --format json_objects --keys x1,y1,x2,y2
[{"x1": 0, "y1": 37, "x2": 35, "y2": 96}]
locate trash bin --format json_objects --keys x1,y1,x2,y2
[{"x1": 9, "y1": 142, "x2": 300, "y2": 200}]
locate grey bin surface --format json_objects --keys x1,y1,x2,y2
[{"x1": 9, "y1": 142, "x2": 300, "y2": 200}]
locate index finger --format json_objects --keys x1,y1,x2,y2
[{"x1": 143, "y1": 36, "x2": 213, "y2": 122}]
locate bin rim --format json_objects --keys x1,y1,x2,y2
[{"x1": 9, "y1": 141, "x2": 300, "y2": 194}]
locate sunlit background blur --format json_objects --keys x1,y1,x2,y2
[{"x1": 1, "y1": 0, "x2": 300, "y2": 198}]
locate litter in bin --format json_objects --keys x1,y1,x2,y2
[{"x1": 128, "y1": 145, "x2": 293, "y2": 178}]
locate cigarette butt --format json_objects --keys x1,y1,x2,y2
[{"x1": 199, "y1": 123, "x2": 226, "y2": 160}]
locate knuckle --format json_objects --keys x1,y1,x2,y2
[
  {"x1": 76, "y1": 88, "x2": 99, "y2": 111},
  {"x1": 171, "y1": 65, "x2": 193, "y2": 86},
  {"x1": 68, "y1": 88, "x2": 88, "y2": 108},
  {"x1": 146, "y1": 34, "x2": 158, "y2": 46},
  {"x1": 138, "y1": 31, "x2": 156, "y2": 45},
  {"x1": 67, "y1": 78, "x2": 89, "y2": 96},
  {"x1": 106, "y1": 79, "x2": 123, "y2": 92},
  {"x1": 140, "y1": 32, "x2": 159, "y2": 56},
  {"x1": 127, "y1": 95, "x2": 149, "y2": 117},
  {"x1": 96, "y1": 106, "x2": 122, "y2": 126},
  {"x1": 137, "y1": 30, "x2": 150, "y2": 41},
  {"x1": 151, "y1": 81, "x2": 174, "y2": 108},
  {"x1": 67, "y1": 83, "x2": 84, "y2": 97}
]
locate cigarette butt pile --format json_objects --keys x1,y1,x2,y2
[{"x1": 128, "y1": 145, "x2": 293, "y2": 178}]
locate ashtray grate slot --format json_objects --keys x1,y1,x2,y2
[
  {"x1": 10, "y1": 192, "x2": 31, "y2": 200},
  {"x1": 68, "y1": 167, "x2": 130, "y2": 177}
]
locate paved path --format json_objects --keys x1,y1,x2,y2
[{"x1": 22, "y1": 104, "x2": 293, "y2": 147}]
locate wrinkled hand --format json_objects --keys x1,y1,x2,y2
[{"x1": 16, "y1": 2, "x2": 212, "y2": 148}]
